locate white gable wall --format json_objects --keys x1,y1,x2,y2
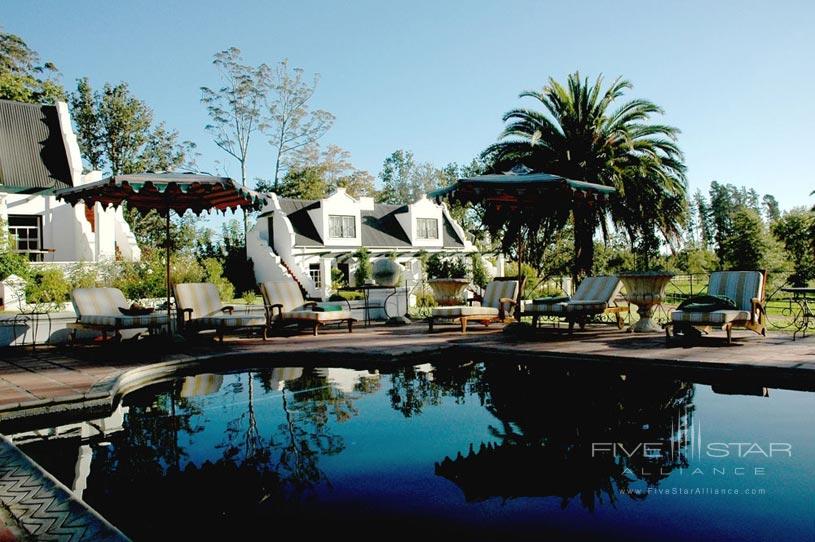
[
  {"x1": 406, "y1": 195, "x2": 444, "y2": 248},
  {"x1": 319, "y1": 188, "x2": 361, "y2": 247}
]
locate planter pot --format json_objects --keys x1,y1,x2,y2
[
  {"x1": 428, "y1": 278, "x2": 470, "y2": 306},
  {"x1": 618, "y1": 272, "x2": 674, "y2": 332},
  {"x1": 372, "y1": 259, "x2": 403, "y2": 287}
]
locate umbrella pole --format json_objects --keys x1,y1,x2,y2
[
  {"x1": 166, "y1": 211, "x2": 172, "y2": 336},
  {"x1": 516, "y1": 221, "x2": 522, "y2": 320}
]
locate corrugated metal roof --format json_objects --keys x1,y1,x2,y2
[
  {"x1": 361, "y1": 204, "x2": 411, "y2": 247},
  {"x1": 0, "y1": 99, "x2": 72, "y2": 193}
]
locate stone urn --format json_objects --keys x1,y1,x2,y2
[
  {"x1": 427, "y1": 278, "x2": 470, "y2": 306},
  {"x1": 618, "y1": 271, "x2": 675, "y2": 332},
  {"x1": 372, "y1": 259, "x2": 403, "y2": 287}
]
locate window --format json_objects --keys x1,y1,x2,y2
[
  {"x1": 8, "y1": 215, "x2": 43, "y2": 261},
  {"x1": 416, "y1": 218, "x2": 439, "y2": 239},
  {"x1": 309, "y1": 263, "x2": 322, "y2": 288},
  {"x1": 329, "y1": 215, "x2": 356, "y2": 238}
]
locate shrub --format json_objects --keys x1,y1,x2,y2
[
  {"x1": 331, "y1": 267, "x2": 347, "y2": 290},
  {"x1": 415, "y1": 291, "x2": 436, "y2": 308},
  {"x1": 67, "y1": 262, "x2": 99, "y2": 290},
  {"x1": 330, "y1": 291, "x2": 363, "y2": 301},
  {"x1": 426, "y1": 253, "x2": 468, "y2": 279},
  {"x1": 0, "y1": 251, "x2": 29, "y2": 282},
  {"x1": 470, "y1": 253, "x2": 491, "y2": 288},
  {"x1": 240, "y1": 290, "x2": 258, "y2": 305},
  {"x1": 353, "y1": 247, "x2": 372, "y2": 285},
  {"x1": 26, "y1": 268, "x2": 70, "y2": 311},
  {"x1": 171, "y1": 252, "x2": 205, "y2": 285},
  {"x1": 113, "y1": 253, "x2": 165, "y2": 300},
  {"x1": 504, "y1": 262, "x2": 538, "y2": 299},
  {"x1": 202, "y1": 257, "x2": 235, "y2": 301}
]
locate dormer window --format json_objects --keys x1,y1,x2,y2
[
  {"x1": 416, "y1": 218, "x2": 439, "y2": 239},
  {"x1": 329, "y1": 215, "x2": 356, "y2": 238}
]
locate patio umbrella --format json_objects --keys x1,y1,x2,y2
[
  {"x1": 56, "y1": 172, "x2": 266, "y2": 330},
  {"x1": 429, "y1": 166, "x2": 615, "y2": 316}
]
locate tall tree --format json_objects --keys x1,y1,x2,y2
[
  {"x1": 0, "y1": 29, "x2": 64, "y2": 104},
  {"x1": 257, "y1": 143, "x2": 375, "y2": 198},
  {"x1": 69, "y1": 78, "x2": 103, "y2": 170},
  {"x1": 378, "y1": 150, "x2": 416, "y2": 204},
  {"x1": 771, "y1": 208, "x2": 815, "y2": 285},
  {"x1": 70, "y1": 79, "x2": 189, "y2": 175},
  {"x1": 692, "y1": 190, "x2": 713, "y2": 248},
  {"x1": 762, "y1": 194, "x2": 781, "y2": 223},
  {"x1": 721, "y1": 208, "x2": 769, "y2": 270},
  {"x1": 377, "y1": 150, "x2": 447, "y2": 205},
  {"x1": 482, "y1": 73, "x2": 687, "y2": 279},
  {"x1": 276, "y1": 166, "x2": 328, "y2": 199},
  {"x1": 261, "y1": 60, "x2": 334, "y2": 190},
  {"x1": 69, "y1": 78, "x2": 192, "y2": 247},
  {"x1": 201, "y1": 48, "x2": 265, "y2": 242}
]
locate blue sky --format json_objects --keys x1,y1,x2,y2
[{"x1": 4, "y1": 0, "x2": 814, "y2": 211}]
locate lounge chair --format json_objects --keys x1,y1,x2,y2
[
  {"x1": 665, "y1": 270, "x2": 767, "y2": 344},
  {"x1": 259, "y1": 280, "x2": 355, "y2": 336},
  {"x1": 174, "y1": 282, "x2": 267, "y2": 342},
  {"x1": 428, "y1": 279, "x2": 519, "y2": 334},
  {"x1": 521, "y1": 275, "x2": 627, "y2": 332},
  {"x1": 67, "y1": 287, "x2": 169, "y2": 344}
]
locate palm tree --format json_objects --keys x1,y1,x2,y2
[{"x1": 482, "y1": 73, "x2": 687, "y2": 279}]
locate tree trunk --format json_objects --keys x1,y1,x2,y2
[
  {"x1": 241, "y1": 160, "x2": 248, "y2": 257},
  {"x1": 572, "y1": 203, "x2": 595, "y2": 283}
]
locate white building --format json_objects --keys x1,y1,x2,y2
[
  {"x1": 248, "y1": 187, "x2": 481, "y2": 301},
  {"x1": 0, "y1": 99, "x2": 139, "y2": 266}
]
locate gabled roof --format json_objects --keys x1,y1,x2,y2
[
  {"x1": 361, "y1": 203, "x2": 411, "y2": 247},
  {"x1": 279, "y1": 198, "x2": 323, "y2": 246},
  {"x1": 442, "y1": 215, "x2": 465, "y2": 248},
  {"x1": 0, "y1": 99, "x2": 72, "y2": 194},
  {"x1": 277, "y1": 196, "x2": 470, "y2": 250}
]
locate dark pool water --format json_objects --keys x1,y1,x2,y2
[{"x1": 12, "y1": 362, "x2": 815, "y2": 541}]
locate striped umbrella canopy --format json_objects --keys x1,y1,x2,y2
[
  {"x1": 55, "y1": 172, "x2": 265, "y2": 215},
  {"x1": 429, "y1": 166, "x2": 615, "y2": 316},
  {"x1": 56, "y1": 172, "x2": 267, "y2": 333},
  {"x1": 428, "y1": 167, "x2": 615, "y2": 208}
]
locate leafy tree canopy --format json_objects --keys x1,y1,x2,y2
[{"x1": 0, "y1": 29, "x2": 64, "y2": 104}]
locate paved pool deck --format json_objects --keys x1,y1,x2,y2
[{"x1": 0, "y1": 323, "x2": 813, "y2": 428}]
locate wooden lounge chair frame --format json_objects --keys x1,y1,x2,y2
[
  {"x1": 260, "y1": 281, "x2": 355, "y2": 336},
  {"x1": 664, "y1": 270, "x2": 767, "y2": 345}
]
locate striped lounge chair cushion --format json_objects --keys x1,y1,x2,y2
[
  {"x1": 282, "y1": 309, "x2": 353, "y2": 322},
  {"x1": 671, "y1": 271, "x2": 763, "y2": 325},
  {"x1": 260, "y1": 280, "x2": 308, "y2": 313},
  {"x1": 480, "y1": 280, "x2": 520, "y2": 310},
  {"x1": 524, "y1": 302, "x2": 568, "y2": 314},
  {"x1": 79, "y1": 314, "x2": 169, "y2": 328},
  {"x1": 432, "y1": 306, "x2": 500, "y2": 318},
  {"x1": 671, "y1": 310, "x2": 752, "y2": 324},
  {"x1": 261, "y1": 280, "x2": 352, "y2": 320},
  {"x1": 194, "y1": 314, "x2": 267, "y2": 329},
  {"x1": 174, "y1": 283, "x2": 228, "y2": 319},
  {"x1": 707, "y1": 271, "x2": 764, "y2": 311},
  {"x1": 566, "y1": 301, "x2": 610, "y2": 313},
  {"x1": 571, "y1": 276, "x2": 623, "y2": 305},
  {"x1": 71, "y1": 287, "x2": 168, "y2": 329}
]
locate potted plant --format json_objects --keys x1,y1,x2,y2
[
  {"x1": 372, "y1": 252, "x2": 403, "y2": 287},
  {"x1": 426, "y1": 253, "x2": 470, "y2": 305}
]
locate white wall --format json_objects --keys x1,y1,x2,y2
[
  {"x1": 1, "y1": 102, "x2": 141, "y2": 264},
  {"x1": 319, "y1": 188, "x2": 361, "y2": 247},
  {"x1": 404, "y1": 195, "x2": 445, "y2": 248}
]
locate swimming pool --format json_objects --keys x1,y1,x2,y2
[{"x1": 10, "y1": 361, "x2": 815, "y2": 541}]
